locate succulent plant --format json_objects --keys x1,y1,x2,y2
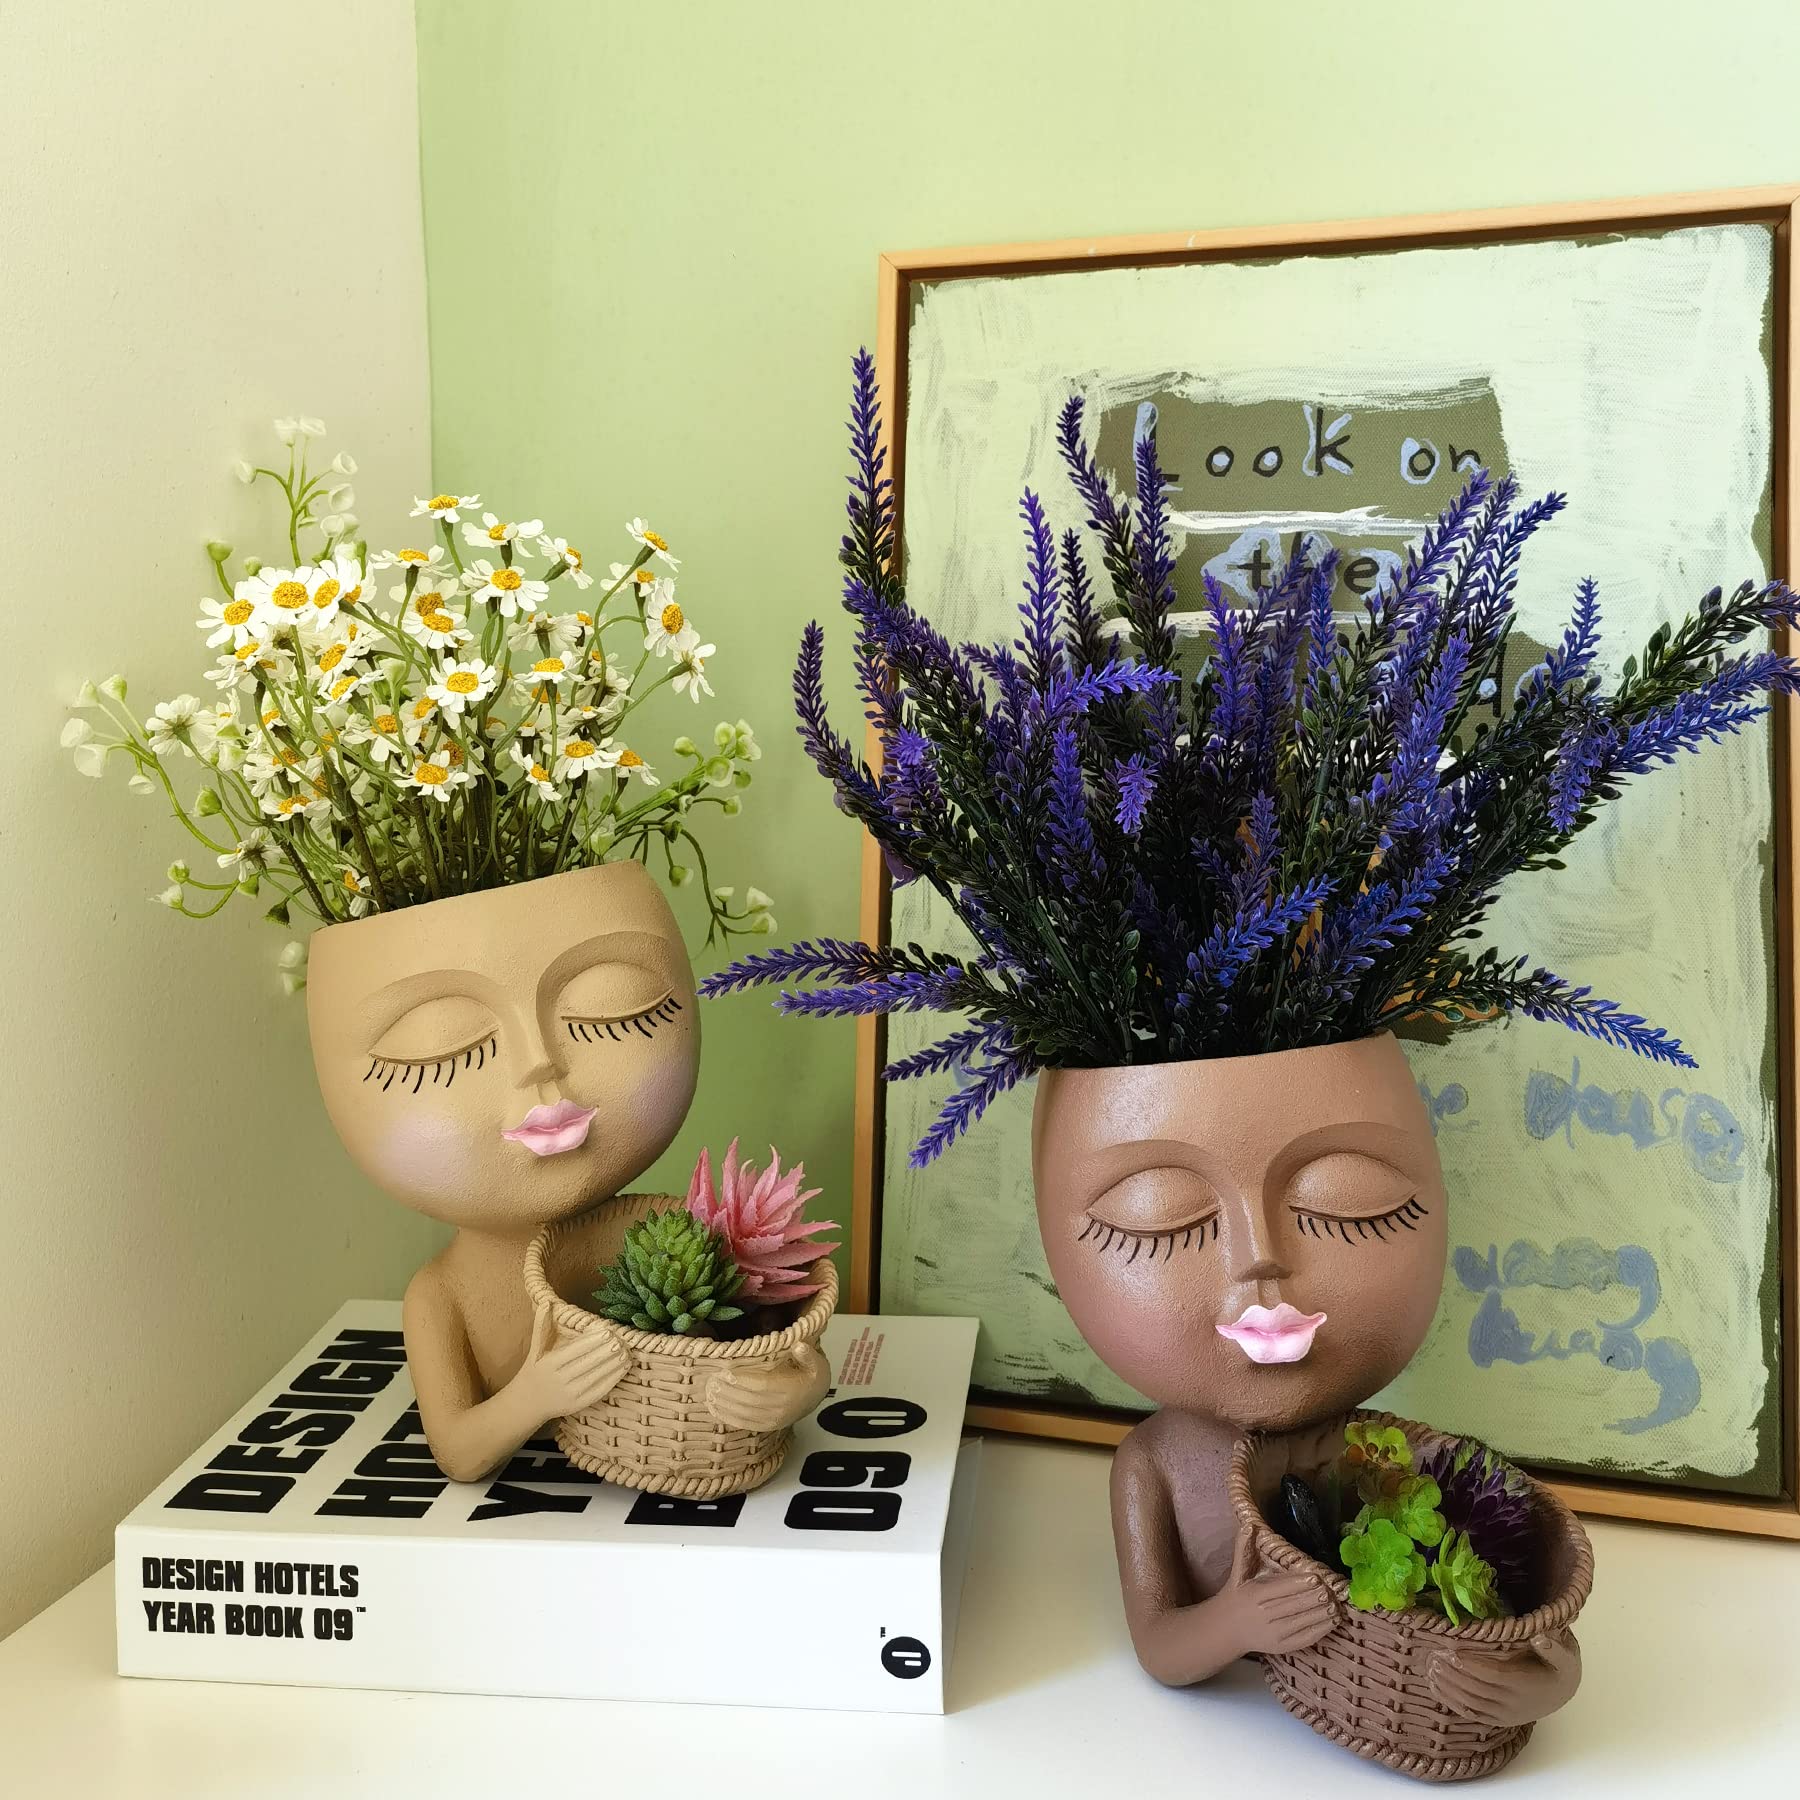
[
  {"x1": 1361, "y1": 1473, "x2": 1446, "y2": 1549},
  {"x1": 685, "y1": 1139, "x2": 841, "y2": 1306},
  {"x1": 1428, "y1": 1529, "x2": 1503, "y2": 1625},
  {"x1": 594, "y1": 1208, "x2": 745, "y2": 1336},
  {"x1": 1417, "y1": 1437, "x2": 1537, "y2": 1608},
  {"x1": 1340, "y1": 1515, "x2": 1428, "y2": 1613}
]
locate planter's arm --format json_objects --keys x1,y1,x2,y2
[
  {"x1": 404, "y1": 1276, "x2": 626, "y2": 1483},
  {"x1": 1111, "y1": 1434, "x2": 1337, "y2": 1686}
]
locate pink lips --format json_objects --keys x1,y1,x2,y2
[
  {"x1": 1217, "y1": 1302, "x2": 1328, "y2": 1365},
  {"x1": 501, "y1": 1100, "x2": 597, "y2": 1157}
]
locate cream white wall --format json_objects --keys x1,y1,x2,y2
[{"x1": 0, "y1": 0, "x2": 440, "y2": 1637}]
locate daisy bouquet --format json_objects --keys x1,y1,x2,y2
[{"x1": 62, "y1": 418, "x2": 772, "y2": 985}]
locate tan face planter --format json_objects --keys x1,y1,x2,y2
[
  {"x1": 1032, "y1": 1033, "x2": 1587, "y2": 1778},
  {"x1": 525, "y1": 1195, "x2": 837, "y2": 1497},
  {"x1": 306, "y1": 862, "x2": 704, "y2": 1482}
]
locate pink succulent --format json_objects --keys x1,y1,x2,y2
[{"x1": 685, "y1": 1138, "x2": 841, "y2": 1305}]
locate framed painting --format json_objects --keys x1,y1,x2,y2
[{"x1": 849, "y1": 185, "x2": 1800, "y2": 1537}]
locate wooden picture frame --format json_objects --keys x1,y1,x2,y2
[{"x1": 849, "y1": 185, "x2": 1800, "y2": 1539}]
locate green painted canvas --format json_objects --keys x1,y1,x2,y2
[{"x1": 879, "y1": 221, "x2": 1782, "y2": 1494}]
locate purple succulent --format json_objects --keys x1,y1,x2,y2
[{"x1": 1417, "y1": 1437, "x2": 1537, "y2": 1609}]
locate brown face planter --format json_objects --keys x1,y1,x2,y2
[
  {"x1": 524, "y1": 1195, "x2": 838, "y2": 1498},
  {"x1": 1229, "y1": 1410, "x2": 1595, "y2": 1783}
]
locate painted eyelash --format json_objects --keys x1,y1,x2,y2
[
  {"x1": 363, "y1": 1034, "x2": 497, "y2": 1094},
  {"x1": 564, "y1": 996, "x2": 683, "y2": 1043},
  {"x1": 1293, "y1": 1196, "x2": 1429, "y2": 1244},
  {"x1": 1077, "y1": 1214, "x2": 1220, "y2": 1264}
]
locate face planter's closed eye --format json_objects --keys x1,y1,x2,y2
[
  {"x1": 557, "y1": 961, "x2": 682, "y2": 1045},
  {"x1": 564, "y1": 994, "x2": 682, "y2": 1044},
  {"x1": 365, "y1": 994, "x2": 500, "y2": 1094},
  {"x1": 1081, "y1": 1166, "x2": 1222, "y2": 1261},
  {"x1": 1284, "y1": 1149, "x2": 1428, "y2": 1242}
]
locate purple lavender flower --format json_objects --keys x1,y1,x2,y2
[{"x1": 695, "y1": 353, "x2": 1800, "y2": 1162}]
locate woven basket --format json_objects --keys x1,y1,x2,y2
[
  {"x1": 1227, "y1": 1409, "x2": 1594, "y2": 1783},
  {"x1": 523, "y1": 1195, "x2": 837, "y2": 1498}
]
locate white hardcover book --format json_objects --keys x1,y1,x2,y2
[{"x1": 116, "y1": 1301, "x2": 981, "y2": 1714}]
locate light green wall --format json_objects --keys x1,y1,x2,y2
[{"x1": 415, "y1": 0, "x2": 1800, "y2": 1238}]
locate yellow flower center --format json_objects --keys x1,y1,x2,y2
[
  {"x1": 487, "y1": 520, "x2": 510, "y2": 542},
  {"x1": 414, "y1": 762, "x2": 449, "y2": 785},
  {"x1": 373, "y1": 712, "x2": 400, "y2": 734},
  {"x1": 235, "y1": 641, "x2": 262, "y2": 662},
  {"x1": 422, "y1": 611, "x2": 457, "y2": 633},
  {"x1": 641, "y1": 529, "x2": 668, "y2": 552},
  {"x1": 317, "y1": 644, "x2": 346, "y2": 671},
  {"x1": 491, "y1": 567, "x2": 523, "y2": 592},
  {"x1": 445, "y1": 741, "x2": 465, "y2": 766},
  {"x1": 399, "y1": 548, "x2": 430, "y2": 565},
  {"x1": 575, "y1": 610, "x2": 593, "y2": 627},
  {"x1": 278, "y1": 797, "x2": 304, "y2": 814},
  {"x1": 223, "y1": 599, "x2": 255, "y2": 626},
  {"x1": 312, "y1": 579, "x2": 341, "y2": 609},
  {"x1": 531, "y1": 657, "x2": 565, "y2": 675},
  {"x1": 269, "y1": 580, "x2": 309, "y2": 611},
  {"x1": 632, "y1": 569, "x2": 656, "y2": 587},
  {"x1": 660, "y1": 602, "x2": 684, "y2": 633},
  {"x1": 566, "y1": 548, "x2": 583, "y2": 568},
  {"x1": 412, "y1": 696, "x2": 436, "y2": 719},
  {"x1": 343, "y1": 870, "x2": 362, "y2": 891},
  {"x1": 530, "y1": 763, "x2": 551, "y2": 782},
  {"x1": 262, "y1": 707, "x2": 280, "y2": 727},
  {"x1": 618, "y1": 749, "x2": 643, "y2": 768},
  {"x1": 414, "y1": 592, "x2": 444, "y2": 615},
  {"x1": 329, "y1": 675, "x2": 358, "y2": 699},
  {"x1": 563, "y1": 739, "x2": 597, "y2": 762},
  {"x1": 429, "y1": 495, "x2": 458, "y2": 511},
  {"x1": 276, "y1": 747, "x2": 301, "y2": 766},
  {"x1": 446, "y1": 670, "x2": 480, "y2": 695},
  {"x1": 341, "y1": 584, "x2": 363, "y2": 607}
]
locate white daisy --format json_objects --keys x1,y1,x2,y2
[
  {"x1": 507, "y1": 742, "x2": 560, "y2": 795},
  {"x1": 552, "y1": 737, "x2": 608, "y2": 782},
  {"x1": 426, "y1": 658, "x2": 498, "y2": 717},
  {"x1": 337, "y1": 866, "x2": 375, "y2": 918},
  {"x1": 671, "y1": 642, "x2": 717, "y2": 703},
  {"x1": 411, "y1": 493, "x2": 480, "y2": 524},
  {"x1": 643, "y1": 594, "x2": 699, "y2": 659},
  {"x1": 609, "y1": 562, "x2": 668, "y2": 606},
  {"x1": 316, "y1": 667, "x2": 374, "y2": 708},
  {"x1": 371, "y1": 544, "x2": 449, "y2": 575},
  {"x1": 240, "y1": 566, "x2": 316, "y2": 624},
  {"x1": 400, "y1": 692, "x2": 442, "y2": 748},
  {"x1": 514, "y1": 653, "x2": 576, "y2": 697},
  {"x1": 217, "y1": 829, "x2": 277, "y2": 876},
  {"x1": 300, "y1": 553, "x2": 369, "y2": 628},
  {"x1": 262, "y1": 789, "x2": 331, "y2": 822},
  {"x1": 360, "y1": 706, "x2": 410, "y2": 765},
  {"x1": 609, "y1": 744, "x2": 658, "y2": 785},
  {"x1": 403, "y1": 598, "x2": 473, "y2": 653},
  {"x1": 624, "y1": 518, "x2": 680, "y2": 570},
  {"x1": 538, "y1": 536, "x2": 593, "y2": 588},
  {"x1": 145, "y1": 695, "x2": 218, "y2": 759},
  {"x1": 196, "y1": 592, "x2": 264, "y2": 649},
  {"x1": 400, "y1": 758, "x2": 475, "y2": 803},
  {"x1": 463, "y1": 558, "x2": 547, "y2": 619},
  {"x1": 462, "y1": 511, "x2": 544, "y2": 553}
]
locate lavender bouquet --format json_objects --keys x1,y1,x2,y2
[{"x1": 705, "y1": 353, "x2": 1800, "y2": 1165}]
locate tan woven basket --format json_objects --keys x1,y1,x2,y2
[
  {"x1": 1228, "y1": 1409, "x2": 1594, "y2": 1784},
  {"x1": 523, "y1": 1195, "x2": 838, "y2": 1499}
]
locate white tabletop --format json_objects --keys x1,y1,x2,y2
[{"x1": 3, "y1": 1438, "x2": 1797, "y2": 1797}]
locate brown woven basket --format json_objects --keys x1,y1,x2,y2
[
  {"x1": 1227, "y1": 1409, "x2": 1594, "y2": 1784},
  {"x1": 523, "y1": 1195, "x2": 837, "y2": 1499}
]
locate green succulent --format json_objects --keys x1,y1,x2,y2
[
  {"x1": 1343, "y1": 1421, "x2": 1415, "y2": 1503},
  {"x1": 1363, "y1": 1473, "x2": 1446, "y2": 1549},
  {"x1": 1340, "y1": 1515, "x2": 1428, "y2": 1612},
  {"x1": 594, "y1": 1209, "x2": 745, "y2": 1336},
  {"x1": 1427, "y1": 1529, "x2": 1503, "y2": 1625}
]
